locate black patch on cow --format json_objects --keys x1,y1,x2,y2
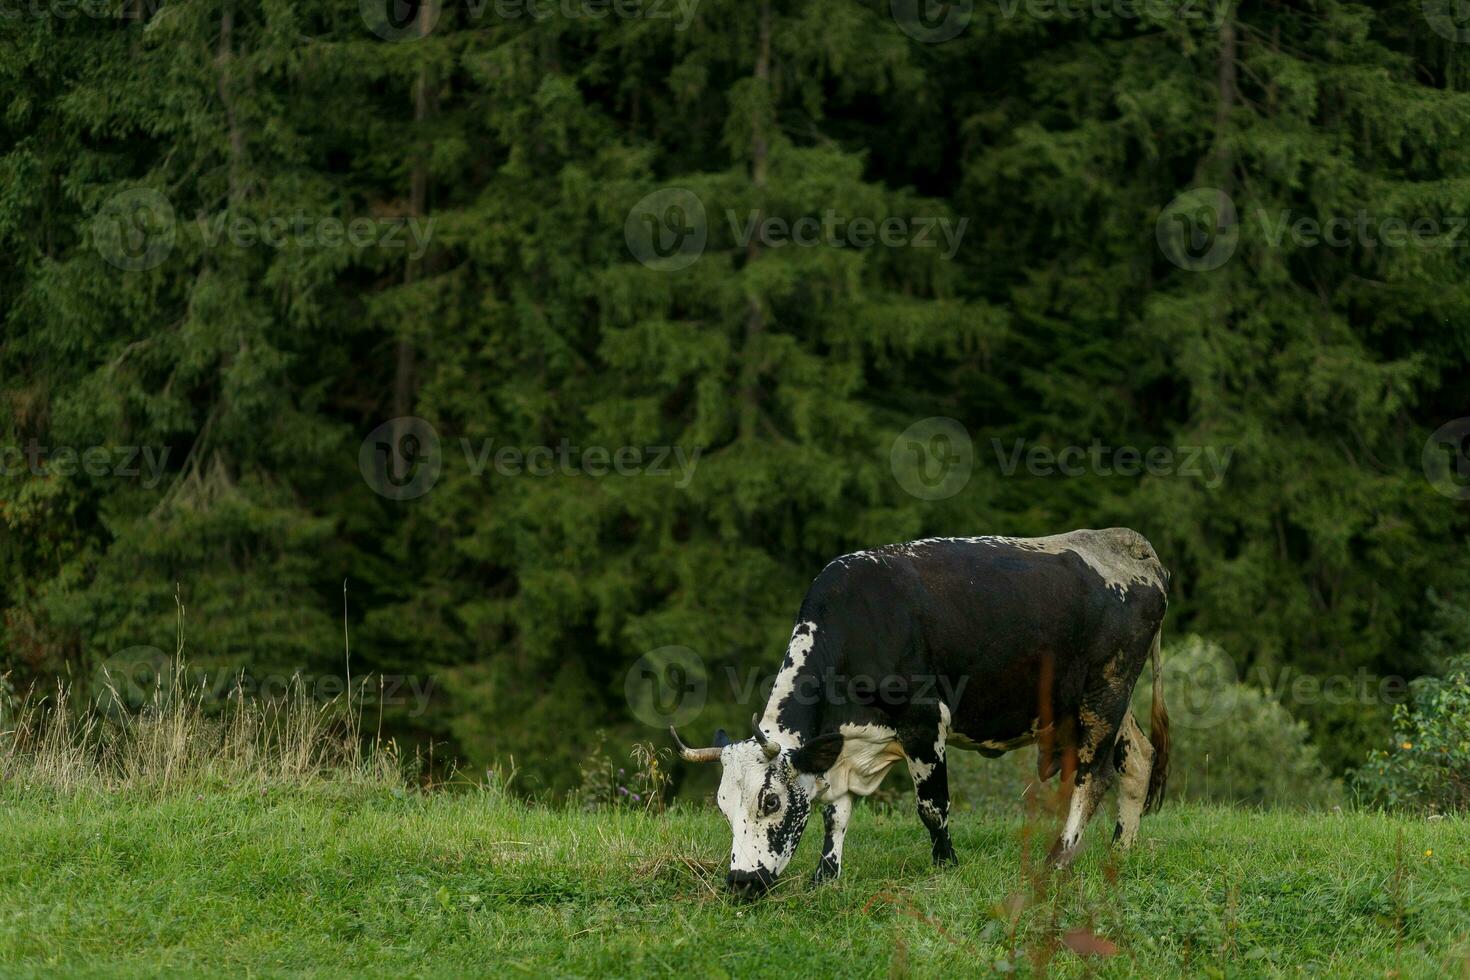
[
  {"x1": 765, "y1": 786, "x2": 810, "y2": 861},
  {"x1": 769, "y1": 532, "x2": 1167, "y2": 755},
  {"x1": 791, "y1": 732, "x2": 844, "y2": 774}
]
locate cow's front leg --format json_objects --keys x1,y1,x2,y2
[
  {"x1": 904, "y1": 730, "x2": 956, "y2": 866},
  {"x1": 811, "y1": 794, "x2": 852, "y2": 885}
]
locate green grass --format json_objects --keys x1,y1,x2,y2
[{"x1": 1, "y1": 789, "x2": 1465, "y2": 978}]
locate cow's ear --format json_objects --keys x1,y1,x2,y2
[
  {"x1": 790, "y1": 732, "x2": 844, "y2": 774},
  {"x1": 713, "y1": 728, "x2": 731, "y2": 748}
]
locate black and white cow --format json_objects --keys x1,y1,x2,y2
[{"x1": 671, "y1": 528, "x2": 1170, "y2": 897}]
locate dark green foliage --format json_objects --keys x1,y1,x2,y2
[
  {"x1": 1355, "y1": 654, "x2": 1470, "y2": 812},
  {"x1": 2, "y1": 0, "x2": 1467, "y2": 791}
]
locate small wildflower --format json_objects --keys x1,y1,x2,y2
[
  {"x1": 631, "y1": 793, "x2": 641, "y2": 802},
  {"x1": 1425, "y1": 849, "x2": 1433, "y2": 857},
  {"x1": 1402, "y1": 742, "x2": 1413, "y2": 750}
]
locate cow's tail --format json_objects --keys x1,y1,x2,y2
[{"x1": 1144, "y1": 625, "x2": 1169, "y2": 814}]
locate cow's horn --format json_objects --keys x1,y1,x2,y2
[
  {"x1": 669, "y1": 726, "x2": 722, "y2": 763},
  {"x1": 751, "y1": 714, "x2": 780, "y2": 760}
]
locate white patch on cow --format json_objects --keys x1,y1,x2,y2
[
  {"x1": 818, "y1": 723, "x2": 904, "y2": 800},
  {"x1": 906, "y1": 705, "x2": 950, "y2": 784},
  {"x1": 760, "y1": 621, "x2": 817, "y2": 747},
  {"x1": 715, "y1": 740, "x2": 818, "y2": 876},
  {"x1": 991, "y1": 528, "x2": 1164, "y2": 600},
  {"x1": 1113, "y1": 712, "x2": 1152, "y2": 849},
  {"x1": 1054, "y1": 771, "x2": 1108, "y2": 867}
]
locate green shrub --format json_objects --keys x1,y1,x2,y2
[
  {"x1": 1150, "y1": 636, "x2": 1339, "y2": 808},
  {"x1": 1353, "y1": 654, "x2": 1470, "y2": 813}
]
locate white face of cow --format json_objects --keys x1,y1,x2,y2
[
  {"x1": 716, "y1": 741, "x2": 814, "y2": 894},
  {"x1": 703, "y1": 730, "x2": 846, "y2": 897}
]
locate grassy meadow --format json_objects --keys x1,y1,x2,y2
[{"x1": 2, "y1": 787, "x2": 1466, "y2": 978}]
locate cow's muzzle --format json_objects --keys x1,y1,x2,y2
[{"x1": 726, "y1": 868, "x2": 774, "y2": 898}]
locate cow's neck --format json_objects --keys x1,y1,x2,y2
[{"x1": 758, "y1": 619, "x2": 824, "y2": 749}]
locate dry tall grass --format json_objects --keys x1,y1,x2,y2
[{"x1": 0, "y1": 597, "x2": 401, "y2": 794}]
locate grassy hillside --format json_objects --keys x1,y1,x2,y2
[{"x1": 1, "y1": 788, "x2": 1465, "y2": 977}]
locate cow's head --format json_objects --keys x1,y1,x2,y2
[{"x1": 671, "y1": 717, "x2": 844, "y2": 897}]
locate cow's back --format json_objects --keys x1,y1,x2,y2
[{"x1": 799, "y1": 530, "x2": 1167, "y2": 745}]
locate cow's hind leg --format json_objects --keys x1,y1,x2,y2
[
  {"x1": 903, "y1": 724, "x2": 956, "y2": 866},
  {"x1": 1047, "y1": 705, "x2": 1124, "y2": 869},
  {"x1": 812, "y1": 794, "x2": 852, "y2": 884},
  {"x1": 1112, "y1": 711, "x2": 1153, "y2": 850}
]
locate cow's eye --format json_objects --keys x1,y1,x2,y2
[{"x1": 760, "y1": 793, "x2": 781, "y2": 815}]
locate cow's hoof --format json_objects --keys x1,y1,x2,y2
[
  {"x1": 810, "y1": 857, "x2": 840, "y2": 885},
  {"x1": 932, "y1": 844, "x2": 958, "y2": 867},
  {"x1": 1046, "y1": 838, "x2": 1078, "y2": 870}
]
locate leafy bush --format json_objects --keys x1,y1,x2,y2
[
  {"x1": 1353, "y1": 654, "x2": 1470, "y2": 813},
  {"x1": 1149, "y1": 636, "x2": 1339, "y2": 808}
]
